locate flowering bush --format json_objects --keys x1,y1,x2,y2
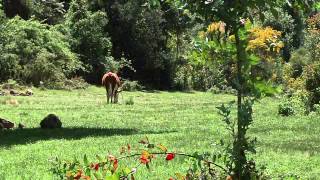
[{"x1": 51, "y1": 136, "x2": 232, "y2": 180}]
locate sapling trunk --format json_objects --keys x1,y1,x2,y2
[{"x1": 234, "y1": 29, "x2": 248, "y2": 179}]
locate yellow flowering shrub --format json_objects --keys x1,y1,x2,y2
[
  {"x1": 196, "y1": 22, "x2": 284, "y2": 84},
  {"x1": 207, "y1": 21, "x2": 226, "y2": 34},
  {"x1": 248, "y1": 26, "x2": 284, "y2": 54}
]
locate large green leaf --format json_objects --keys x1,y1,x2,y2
[
  {"x1": 315, "y1": 2, "x2": 320, "y2": 10},
  {"x1": 248, "y1": 54, "x2": 261, "y2": 65},
  {"x1": 254, "y1": 81, "x2": 281, "y2": 96},
  {"x1": 105, "y1": 173, "x2": 120, "y2": 180},
  {"x1": 83, "y1": 154, "x2": 89, "y2": 166}
]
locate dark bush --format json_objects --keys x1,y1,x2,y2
[
  {"x1": 121, "y1": 80, "x2": 144, "y2": 91},
  {"x1": 44, "y1": 77, "x2": 89, "y2": 90},
  {"x1": 278, "y1": 100, "x2": 295, "y2": 116}
]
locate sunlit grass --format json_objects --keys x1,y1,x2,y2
[{"x1": 0, "y1": 86, "x2": 319, "y2": 179}]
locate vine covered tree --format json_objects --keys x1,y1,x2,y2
[{"x1": 148, "y1": 0, "x2": 317, "y2": 178}]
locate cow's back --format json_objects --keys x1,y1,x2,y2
[{"x1": 102, "y1": 72, "x2": 120, "y2": 86}]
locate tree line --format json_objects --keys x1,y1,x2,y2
[{"x1": 0, "y1": 0, "x2": 319, "y2": 92}]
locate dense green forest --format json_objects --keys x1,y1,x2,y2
[
  {"x1": 1, "y1": 0, "x2": 187, "y2": 89},
  {"x1": 0, "y1": 0, "x2": 319, "y2": 91}
]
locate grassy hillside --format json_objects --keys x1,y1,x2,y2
[{"x1": 0, "y1": 87, "x2": 319, "y2": 179}]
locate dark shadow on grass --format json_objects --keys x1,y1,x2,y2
[
  {"x1": 258, "y1": 139, "x2": 320, "y2": 153},
  {"x1": 140, "y1": 90, "x2": 196, "y2": 94},
  {"x1": 251, "y1": 126, "x2": 320, "y2": 152},
  {"x1": 0, "y1": 127, "x2": 176, "y2": 147},
  {"x1": 140, "y1": 90, "x2": 161, "y2": 93},
  {"x1": 167, "y1": 90, "x2": 195, "y2": 94},
  {"x1": 250, "y1": 125, "x2": 317, "y2": 135}
]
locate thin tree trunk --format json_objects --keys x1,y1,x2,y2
[{"x1": 234, "y1": 29, "x2": 246, "y2": 179}]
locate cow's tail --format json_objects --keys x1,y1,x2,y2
[
  {"x1": 102, "y1": 75, "x2": 106, "y2": 86},
  {"x1": 107, "y1": 82, "x2": 112, "y2": 96}
]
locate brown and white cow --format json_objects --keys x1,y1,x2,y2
[{"x1": 102, "y1": 72, "x2": 121, "y2": 103}]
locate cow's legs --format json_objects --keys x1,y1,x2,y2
[
  {"x1": 106, "y1": 88, "x2": 110, "y2": 104},
  {"x1": 113, "y1": 83, "x2": 119, "y2": 103},
  {"x1": 111, "y1": 83, "x2": 114, "y2": 103},
  {"x1": 106, "y1": 83, "x2": 112, "y2": 104}
]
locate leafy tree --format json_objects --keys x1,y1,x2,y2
[
  {"x1": 0, "y1": 17, "x2": 80, "y2": 85},
  {"x1": 30, "y1": 0, "x2": 66, "y2": 25},
  {"x1": 89, "y1": 0, "x2": 175, "y2": 88},
  {"x1": 0, "y1": 0, "x2": 5, "y2": 22},
  {"x1": 2, "y1": 0, "x2": 32, "y2": 19},
  {"x1": 161, "y1": 1, "x2": 202, "y2": 89},
  {"x1": 262, "y1": 8, "x2": 295, "y2": 61},
  {"x1": 65, "y1": 0, "x2": 114, "y2": 83},
  {"x1": 148, "y1": 0, "x2": 315, "y2": 178},
  {"x1": 283, "y1": 12, "x2": 320, "y2": 112}
]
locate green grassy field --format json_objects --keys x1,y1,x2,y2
[{"x1": 0, "y1": 86, "x2": 319, "y2": 179}]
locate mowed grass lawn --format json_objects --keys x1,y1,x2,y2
[{"x1": 0, "y1": 86, "x2": 320, "y2": 179}]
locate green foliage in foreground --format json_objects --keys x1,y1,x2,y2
[{"x1": 0, "y1": 87, "x2": 320, "y2": 179}]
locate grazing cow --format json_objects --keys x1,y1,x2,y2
[{"x1": 102, "y1": 72, "x2": 121, "y2": 103}]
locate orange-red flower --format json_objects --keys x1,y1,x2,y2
[
  {"x1": 113, "y1": 159, "x2": 119, "y2": 172},
  {"x1": 73, "y1": 170, "x2": 82, "y2": 180},
  {"x1": 140, "y1": 150, "x2": 151, "y2": 164},
  {"x1": 140, "y1": 155, "x2": 150, "y2": 164},
  {"x1": 90, "y1": 163, "x2": 99, "y2": 171},
  {"x1": 82, "y1": 175, "x2": 91, "y2": 180}
]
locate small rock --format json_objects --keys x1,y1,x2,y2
[
  {"x1": 0, "y1": 118, "x2": 15, "y2": 129},
  {"x1": 18, "y1": 123, "x2": 25, "y2": 129},
  {"x1": 26, "y1": 89, "x2": 33, "y2": 96},
  {"x1": 19, "y1": 92, "x2": 28, "y2": 96},
  {"x1": 10, "y1": 90, "x2": 19, "y2": 96},
  {"x1": 40, "y1": 114, "x2": 62, "y2": 129}
]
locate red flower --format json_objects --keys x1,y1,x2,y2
[
  {"x1": 73, "y1": 170, "x2": 82, "y2": 180},
  {"x1": 140, "y1": 156, "x2": 150, "y2": 164},
  {"x1": 113, "y1": 159, "x2": 118, "y2": 172},
  {"x1": 166, "y1": 153, "x2": 175, "y2": 161},
  {"x1": 94, "y1": 163, "x2": 99, "y2": 171},
  {"x1": 169, "y1": 177, "x2": 175, "y2": 180}
]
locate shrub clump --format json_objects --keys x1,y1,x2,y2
[
  {"x1": 278, "y1": 99, "x2": 295, "y2": 116},
  {"x1": 43, "y1": 77, "x2": 89, "y2": 90},
  {"x1": 208, "y1": 85, "x2": 237, "y2": 95},
  {"x1": 0, "y1": 17, "x2": 81, "y2": 86},
  {"x1": 124, "y1": 97, "x2": 134, "y2": 105},
  {"x1": 1, "y1": 79, "x2": 25, "y2": 90},
  {"x1": 121, "y1": 80, "x2": 143, "y2": 91},
  {"x1": 278, "y1": 94, "x2": 307, "y2": 116},
  {"x1": 282, "y1": 14, "x2": 320, "y2": 112}
]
